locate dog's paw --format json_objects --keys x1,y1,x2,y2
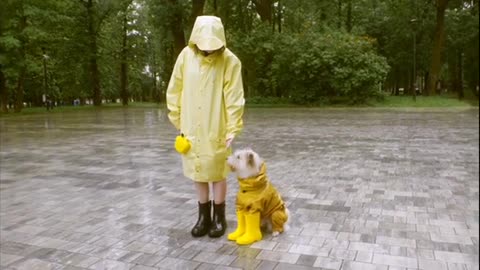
[{"x1": 272, "y1": 231, "x2": 280, "y2": 237}]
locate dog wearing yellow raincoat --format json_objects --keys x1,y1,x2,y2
[{"x1": 227, "y1": 148, "x2": 289, "y2": 245}]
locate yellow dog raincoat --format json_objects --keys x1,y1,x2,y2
[{"x1": 228, "y1": 163, "x2": 288, "y2": 245}]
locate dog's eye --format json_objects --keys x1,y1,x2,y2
[{"x1": 237, "y1": 155, "x2": 240, "y2": 159}]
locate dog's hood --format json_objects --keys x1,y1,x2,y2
[
  {"x1": 238, "y1": 163, "x2": 268, "y2": 191},
  {"x1": 189, "y1": 16, "x2": 226, "y2": 51}
]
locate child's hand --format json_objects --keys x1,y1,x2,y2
[{"x1": 226, "y1": 136, "x2": 234, "y2": 148}]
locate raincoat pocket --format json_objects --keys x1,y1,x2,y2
[{"x1": 211, "y1": 137, "x2": 230, "y2": 162}]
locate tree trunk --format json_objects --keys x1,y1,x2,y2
[
  {"x1": 42, "y1": 47, "x2": 48, "y2": 102},
  {"x1": 151, "y1": 43, "x2": 158, "y2": 103},
  {"x1": 213, "y1": 0, "x2": 218, "y2": 14},
  {"x1": 191, "y1": 0, "x2": 206, "y2": 23},
  {"x1": 346, "y1": 0, "x2": 352, "y2": 32},
  {"x1": 253, "y1": 0, "x2": 272, "y2": 23},
  {"x1": 14, "y1": 67, "x2": 26, "y2": 113},
  {"x1": 448, "y1": 50, "x2": 456, "y2": 94},
  {"x1": 152, "y1": 70, "x2": 158, "y2": 102},
  {"x1": 394, "y1": 69, "x2": 400, "y2": 96},
  {"x1": 120, "y1": 8, "x2": 128, "y2": 106},
  {"x1": 272, "y1": 2, "x2": 276, "y2": 32},
  {"x1": 426, "y1": 0, "x2": 448, "y2": 96},
  {"x1": 457, "y1": 50, "x2": 464, "y2": 99},
  {"x1": 87, "y1": 0, "x2": 102, "y2": 106},
  {"x1": 409, "y1": 69, "x2": 414, "y2": 95},
  {"x1": 0, "y1": 66, "x2": 8, "y2": 113},
  {"x1": 14, "y1": 12, "x2": 27, "y2": 113},
  {"x1": 277, "y1": 0, "x2": 282, "y2": 33},
  {"x1": 337, "y1": 0, "x2": 342, "y2": 29},
  {"x1": 424, "y1": 72, "x2": 429, "y2": 92},
  {"x1": 168, "y1": 0, "x2": 186, "y2": 57}
]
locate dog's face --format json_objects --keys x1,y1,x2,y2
[{"x1": 227, "y1": 148, "x2": 263, "y2": 179}]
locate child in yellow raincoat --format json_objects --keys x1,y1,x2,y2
[{"x1": 166, "y1": 16, "x2": 245, "y2": 238}]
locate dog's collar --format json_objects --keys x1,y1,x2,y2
[{"x1": 238, "y1": 163, "x2": 268, "y2": 191}]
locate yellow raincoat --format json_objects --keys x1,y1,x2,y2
[
  {"x1": 235, "y1": 164, "x2": 288, "y2": 232},
  {"x1": 166, "y1": 16, "x2": 245, "y2": 182}
]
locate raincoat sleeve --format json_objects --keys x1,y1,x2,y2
[
  {"x1": 166, "y1": 50, "x2": 185, "y2": 130},
  {"x1": 223, "y1": 58, "x2": 245, "y2": 139}
]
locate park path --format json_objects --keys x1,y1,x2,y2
[{"x1": 1, "y1": 107, "x2": 478, "y2": 270}]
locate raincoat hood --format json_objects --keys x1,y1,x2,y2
[
  {"x1": 238, "y1": 163, "x2": 268, "y2": 191},
  {"x1": 189, "y1": 16, "x2": 226, "y2": 51}
]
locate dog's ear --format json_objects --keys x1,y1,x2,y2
[{"x1": 247, "y1": 153, "x2": 255, "y2": 167}]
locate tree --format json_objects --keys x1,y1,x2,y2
[
  {"x1": 78, "y1": 0, "x2": 115, "y2": 106},
  {"x1": 1, "y1": 0, "x2": 476, "y2": 110},
  {"x1": 252, "y1": 0, "x2": 273, "y2": 23},
  {"x1": 0, "y1": 65, "x2": 7, "y2": 113},
  {"x1": 446, "y1": 0, "x2": 479, "y2": 98},
  {"x1": 14, "y1": 2, "x2": 27, "y2": 113},
  {"x1": 426, "y1": 0, "x2": 449, "y2": 95},
  {"x1": 119, "y1": 0, "x2": 134, "y2": 106}
]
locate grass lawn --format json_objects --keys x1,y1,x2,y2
[
  {"x1": 368, "y1": 95, "x2": 479, "y2": 107},
  {"x1": 1, "y1": 95, "x2": 478, "y2": 117},
  {"x1": 246, "y1": 94, "x2": 478, "y2": 108},
  {"x1": 0, "y1": 102, "x2": 163, "y2": 117}
]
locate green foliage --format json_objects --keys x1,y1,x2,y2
[
  {"x1": 231, "y1": 26, "x2": 389, "y2": 105},
  {"x1": 1, "y1": 0, "x2": 478, "y2": 112},
  {"x1": 445, "y1": 4, "x2": 479, "y2": 91}
]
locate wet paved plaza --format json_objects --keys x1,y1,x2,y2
[{"x1": 0, "y1": 107, "x2": 479, "y2": 270}]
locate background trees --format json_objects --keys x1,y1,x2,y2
[{"x1": 0, "y1": 0, "x2": 478, "y2": 111}]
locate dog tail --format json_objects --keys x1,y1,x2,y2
[{"x1": 284, "y1": 208, "x2": 290, "y2": 232}]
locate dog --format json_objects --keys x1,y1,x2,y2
[{"x1": 226, "y1": 148, "x2": 289, "y2": 245}]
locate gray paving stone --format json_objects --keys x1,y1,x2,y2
[
  {"x1": 0, "y1": 253, "x2": 23, "y2": 267},
  {"x1": 274, "y1": 263, "x2": 319, "y2": 270},
  {"x1": 155, "y1": 257, "x2": 199, "y2": 270},
  {"x1": 255, "y1": 260, "x2": 278, "y2": 270},
  {"x1": 329, "y1": 249, "x2": 357, "y2": 260},
  {"x1": 447, "y1": 262, "x2": 474, "y2": 270},
  {"x1": 341, "y1": 260, "x2": 387, "y2": 270},
  {"x1": 434, "y1": 251, "x2": 479, "y2": 265},
  {"x1": 418, "y1": 258, "x2": 448, "y2": 270},
  {"x1": 1, "y1": 108, "x2": 478, "y2": 270},
  {"x1": 313, "y1": 256, "x2": 343, "y2": 269},
  {"x1": 288, "y1": 244, "x2": 330, "y2": 256},
  {"x1": 88, "y1": 259, "x2": 132, "y2": 270},
  {"x1": 213, "y1": 265, "x2": 242, "y2": 270},
  {"x1": 192, "y1": 251, "x2": 237, "y2": 265},
  {"x1": 354, "y1": 251, "x2": 373, "y2": 263},
  {"x1": 61, "y1": 253, "x2": 101, "y2": 268},
  {"x1": 272, "y1": 243, "x2": 292, "y2": 253},
  {"x1": 132, "y1": 253, "x2": 165, "y2": 266},
  {"x1": 230, "y1": 257, "x2": 262, "y2": 269},
  {"x1": 195, "y1": 263, "x2": 219, "y2": 270},
  {"x1": 372, "y1": 254, "x2": 417, "y2": 268},
  {"x1": 130, "y1": 265, "x2": 159, "y2": 270},
  {"x1": 6, "y1": 257, "x2": 63, "y2": 270},
  {"x1": 295, "y1": 255, "x2": 317, "y2": 266},
  {"x1": 216, "y1": 244, "x2": 238, "y2": 255},
  {"x1": 256, "y1": 250, "x2": 300, "y2": 264},
  {"x1": 376, "y1": 236, "x2": 416, "y2": 248},
  {"x1": 58, "y1": 265, "x2": 90, "y2": 270},
  {"x1": 251, "y1": 241, "x2": 278, "y2": 251}
]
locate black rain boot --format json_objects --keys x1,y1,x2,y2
[
  {"x1": 208, "y1": 201, "x2": 227, "y2": 238},
  {"x1": 191, "y1": 201, "x2": 211, "y2": 237}
]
